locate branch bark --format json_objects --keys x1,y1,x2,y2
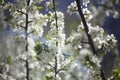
[
  {"x1": 25, "y1": 60, "x2": 30, "y2": 80},
  {"x1": 52, "y1": 0, "x2": 58, "y2": 79},
  {"x1": 25, "y1": 0, "x2": 30, "y2": 80},
  {"x1": 75, "y1": 0, "x2": 97, "y2": 55}
]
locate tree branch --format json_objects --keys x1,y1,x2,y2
[
  {"x1": 25, "y1": 0, "x2": 30, "y2": 80},
  {"x1": 75, "y1": 0, "x2": 97, "y2": 55},
  {"x1": 25, "y1": 60, "x2": 30, "y2": 80},
  {"x1": 75, "y1": 1, "x2": 107, "y2": 80},
  {"x1": 54, "y1": 56, "x2": 57, "y2": 80},
  {"x1": 100, "y1": 68, "x2": 107, "y2": 80},
  {"x1": 17, "y1": 10, "x2": 26, "y2": 15},
  {"x1": 52, "y1": 0, "x2": 58, "y2": 29},
  {"x1": 52, "y1": 0, "x2": 59, "y2": 79}
]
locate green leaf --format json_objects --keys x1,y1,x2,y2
[
  {"x1": 116, "y1": 74, "x2": 120, "y2": 79},
  {"x1": 36, "y1": 6, "x2": 43, "y2": 10},
  {"x1": 34, "y1": 55, "x2": 41, "y2": 61},
  {"x1": 7, "y1": 55, "x2": 12, "y2": 64},
  {"x1": 117, "y1": 8, "x2": 120, "y2": 13},
  {"x1": 0, "y1": 0, "x2": 4, "y2": 4},
  {"x1": 34, "y1": 42, "x2": 43, "y2": 55},
  {"x1": 70, "y1": 56, "x2": 74, "y2": 62},
  {"x1": 3, "y1": 15, "x2": 13, "y2": 22},
  {"x1": 0, "y1": 0, "x2": 2, "y2": 3},
  {"x1": 114, "y1": 68, "x2": 120, "y2": 74},
  {"x1": 47, "y1": 13, "x2": 51, "y2": 17},
  {"x1": 45, "y1": 75, "x2": 53, "y2": 80},
  {"x1": 47, "y1": 69, "x2": 52, "y2": 72}
]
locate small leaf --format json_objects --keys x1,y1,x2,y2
[
  {"x1": 34, "y1": 42, "x2": 43, "y2": 55},
  {"x1": 47, "y1": 13, "x2": 51, "y2": 17},
  {"x1": 34, "y1": 55, "x2": 41, "y2": 61},
  {"x1": 47, "y1": 69, "x2": 52, "y2": 72},
  {"x1": 36, "y1": 6, "x2": 43, "y2": 10},
  {"x1": 7, "y1": 55, "x2": 12, "y2": 64},
  {"x1": 0, "y1": 0, "x2": 2, "y2": 3},
  {"x1": 114, "y1": 68, "x2": 120, "y2": 74},
  {"x1": 70, "y1": 56, "x2": 74, "y2": 62},
  {"x1": 116, "y1": 74, "x2": 120, "y2": 79},
  {"x1": 45, "y1": 75, "x2": 53, "y2": 80},
  {"x1": 3, "y1": 15, "x2": 13, "y2": 22}
]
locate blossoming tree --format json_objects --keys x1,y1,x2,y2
[{"x1": 0, "y1": 0, "x2": 119, "y2": 80}]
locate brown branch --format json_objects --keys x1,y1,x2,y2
[
  {"x1": 96, "y1": 45, "x2": 104, "y2": 53},
  {"x1": 25, "y1": 11, "x2": 29, "y2": 51},
  {"x1": 25, "y1": 0, "x2": 30, "y2": 80},
  {"x1": 54, "y1": 56, "x2": 57, "y2": 80},
  {"x1": 80, "y1": 41, "x2": 89, "y2": 44},
  {"x1": 70, "y1": 72, "x2": 79, "y2": 80},
  {"x1": 52, "y1": 0, "x2": 58, "y2": 29},
  {"x1": 100, "y1": 68, "x2": 107, "y2": 80},
  {"x1": 75, "y1": 0, "x2": 97, "y2": 55},
  {"x1": 57, "y1": 65, "x2": 67, "y2": 74},
  {"x1": 52, "y1": 0, "x2": 59, "y2": 79},
  {"x1": 25, "y1": 60, "x2": 30, "y2": 80},
  {"x1": 17, "y1": 10, "x2": 26, "y2": 15},
  {"x1": 26, "y1": 0, "x2": 30, "y2": 6},
  {"x1": 16, "y1": 24, "x2": 25, "y2": 28}
]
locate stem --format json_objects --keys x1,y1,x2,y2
[
  {"x1": 25, "y1": 0, "x2": 30, "y2": 80},
  {"x1": 100, "y1": 68, "x2": 107, "y2": 80},
  {"x1": 26, "y1": 0, "x2": 30, "y2": 6},
  {"x1": 52, "y1": 0, "x2": 58, "y2": 79},
  {"x1": 53, "y1": 0, "x2": 58, "y2": 29},
  {"x1": 54, "y1": 56, "x2": 57, "y2": 80},
  {"x1": 25, "y1": 13, "x2": 29, "y2": 51},
  {"x1": 75, "y1": 0, "x2": 97, "y2": 55},
  {"x1": 26, "y1": 60, "x2": 30, "y2": 80},
  {"x1": 70, "y1": 72, "x2": 79, "y2": 80}
]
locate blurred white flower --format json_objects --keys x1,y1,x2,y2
[{"x1": 67, "y1": 1, "x2": 78, "y2": 15}]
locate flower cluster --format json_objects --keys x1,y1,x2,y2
[
  {"x1": 44, "y1": 10, "x2": 71, "y2": 79},
  {"x1": 46, "y1": 0, "x2": 53, "y2": 10},
  {"x1": 28, "y1": 12, "x2": 48, "y2": 37},
  {"x1": 67, "y1": 1, "x2": 92, "y2": 20},
  {"x1": 66, "y1": 8, "x2": 117, "y2": 79},
  {"x1": 83, "y1": 0, "x2": 90, "y2": 7},
  {"x1": 88, "y1": 25, "x2": 117, "y2": 51},
  {"x1": 67, "y1": 1, "x2": 78, "y2": 15}
]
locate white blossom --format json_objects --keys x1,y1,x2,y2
[{"x1": 67, "y1": 1, "x2": 78, "y2": 15}]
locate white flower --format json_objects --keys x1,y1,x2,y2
[
  {"x1": 79, "y1": 48, "x2": 91, "y2": 55},
  {"x1": 83, "y1": 0, "x2": 90, "y2": 7},
  {"x1": 46, "y1": 0, "x2": 53, "y2": 10},
  {"x1": 67, "y1": 1, "x2": 78, "y2": 15}
]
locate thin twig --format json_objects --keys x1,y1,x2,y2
[
  {"x1": 52, "y1": 0, "x2": 59, "y2": 79},
  {"x1": 80, "y1": 41, "x2": 89, "y2": 44},
  {"x1": 25, "y1": 60, "x2": 30, "y2": 80},
  {"x1": 96, "y1": 45, "x2": 104, "y2": 53},
  {"x1": 24, "y1": 0, "x2": 30, "y2": 80},
  {"x1": 25, "y1": 10, "x2": 29, "y2": 51},
  {"x1": 52, "y1": 0, "x2": 58, "y2": 29},
  {"x1": 17, "y1": 10, "x2": 27, "y2": 15},
  {"x1": 57, "y1": 65, "x2": 67, "y2": 74},
  {"x1": 54, "y1": 56, "x2": 57, "y2": 80},
  {"x1": 70, "y1": 72, "x2": 79, "y2": 80},
  {"x1": 100, "y1": 68, "x2": 107, "y2": 80}
]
